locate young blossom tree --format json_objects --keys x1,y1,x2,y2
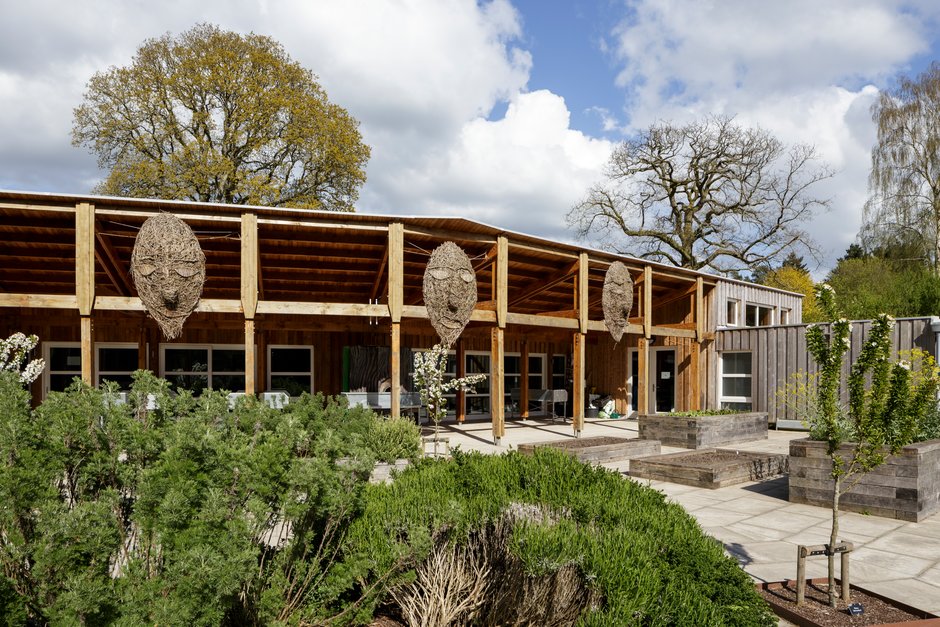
[
  {"x1": 806, "y1": 285, "x2": 938, "y2": 607},
  {"x1": 566, "y1": 115, "x2": 832, "y2": 274},
  {"x1": 0, "y1": 333, "x2": 45, "y2": 384},
  {"x1": 413, "y1": 344, "x2": 486, "y2": 441}
]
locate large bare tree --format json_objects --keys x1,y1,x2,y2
[
  {"x1": 566, "y1": 116, "x2": 832, "y2": 272},
  {"x1": 73, "y1": 24, "x2": 370, "y2": 211},
  {"x1": 863, "y1": 62, "x2": 940, "y2": 272}
]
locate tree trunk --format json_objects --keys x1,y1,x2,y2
[{"x1": 829, "y1": 473, "x2": 841, "y2": 608}]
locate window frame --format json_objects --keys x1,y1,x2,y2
[
  {"x1": 159, "y1": 343, "x2": 247, "y2": 393},
  {"x1": 96, "y1": 342, "x2": 141, "y2": 390},
  {"x1": 744, "y1": 302, "x2": 775, "y2": 327},
  {"x1": 726, "y1": 298, "x2": 741, "y2": 327},
  {"x1": 719, "y1": 351, "x2": 754, "y2": 411},
  {"x1": 267, "y1": 345, "x2": 315, "y2": 396},
  {"x1": 43, "y1": 341, "x2": 82, "y2": 395}
]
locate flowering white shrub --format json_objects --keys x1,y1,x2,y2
[
  {"x1": 413, "y1": 344, "x2": 486, "y2": 437},
  {"x1": 0, "y1": 332, "x2": 45, "y2": 384}
]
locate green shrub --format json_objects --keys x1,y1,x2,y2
[
  {"x1": 337, "y1": 449, "x2": 775, "y2": 626},
  {"x1": 364, "y1": 416, "x2": 422, "y2": 463}
]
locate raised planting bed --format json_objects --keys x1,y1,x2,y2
[
  {"x1": 789, "y1": 437, "x2": 940, "y2": 522},
  {"x1": 517, "y1": 436, "x2": 661, "y2": 464},
  {"x1": 629, "y1": 448, "x2": 788, "y2": 489},
  {"x1": 757, "y1": 578, "x2": 940, "y2": 626},
  {"x1": 638, "y1": 411, "x2": 768, "y2": 449}
]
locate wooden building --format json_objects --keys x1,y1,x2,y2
[{"x1": 0, "y1": 190, "x2": 807, "y2": 442}]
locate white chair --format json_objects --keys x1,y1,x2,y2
[{"x1": 262, "y1": 391, "x2": 289, "y2": 409}]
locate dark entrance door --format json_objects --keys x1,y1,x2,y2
[{"x1": 653, "y1": 349, "x2": 676, "y2": 413}]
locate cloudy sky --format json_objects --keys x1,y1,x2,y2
[{"x1": 3, "y1": 0, "x2": 940, "y2": 276}]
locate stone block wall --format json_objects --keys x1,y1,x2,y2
[{"x1": 789, "y1": 438, "x2": 940, "y2": 522}]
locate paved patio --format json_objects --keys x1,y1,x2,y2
[{"x1": 428, "y1": 415, "x2": 940, "y2": 617}]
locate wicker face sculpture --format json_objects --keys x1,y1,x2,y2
[
  {"x1": 423, "y1": 241, "x2": 477, "y2": 347},
  {"x1": 602, "y1": 261, "x2": 634, "y2": 343},
  {"x1": 131, "y1": 213, "x2": 206, "y2": 339}
]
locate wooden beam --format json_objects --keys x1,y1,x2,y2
[
  {"x1": 389, "y1": 223, "x2": 404, "y2": 323},
  {"x1": 572, "y1": 330, "x2": 585, "y2": 435},
  {"x1": 0, "y1": 293, "x2": 78, "y2": 308},
  {"x1": 578, "y1": 252, "x2": 588, "y2": 334},
  {"x1": 369, "y1": 245, "x2": 390, "y2": 302},
  {"x1": 643, "y1": 266, "x2": 652, "y2": 340},
  {"x1": 506, "y1": 312, "x2": 579, "y2": 329},
  {"x1": 76, "y1": 202, "x2": 95, "y2": 316},
  {"x1": 656, "y1": 282, "x2": 698, "y2": 308},
  {"x1": 257, "y1": 301, "x2": 388, "y2": 317},
  {"x1": 472, "y1": 242, "x2": 499, "y2": 273},
  {"x1": 95, "y1": 226, "x2": 132, "y2": 296},
  {"x1": 508, "y1": 259, "x2": 579, "y2": 307},
  {"x1": 241, "y1": 213, "x2": 259, "y2": 319},
  {"x1": 496, "y1": 236, "x2": 508, "y2": 329},
  {"x1": 491, "y1": 327, "x2": 505, "y2": 442}
]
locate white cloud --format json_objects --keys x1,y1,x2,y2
[{"x1": 606, "y1": 0, "x2": 938, "y2": 273}]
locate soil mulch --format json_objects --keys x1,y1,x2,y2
[
  {"x1": 537, "y1": 436, "x2": 629, "y2": 450},
  {"x1": 667, "y1": 449, "x2": 761, "y2": 469},
  {"x1": 759, "y1": 580, "x2": 934, "y2": 626}
]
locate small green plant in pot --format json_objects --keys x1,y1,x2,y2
[{"x1": 412, "y1": 344, "x2": 486, "y2": 453}]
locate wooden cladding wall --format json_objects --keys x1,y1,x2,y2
[
  {"x1": 712, "y1": 318, "x2": 936, "y2": 424},
  {"x1": 712, "y1": 281, "x2": 803, "y2": 328}
]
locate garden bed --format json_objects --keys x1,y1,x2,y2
[
  {"x1": 789, "y1": 438, "x2": 940, "y2": 522},
  {"x1": 516, "y1": 436, "x2": 660, "y2": 464},
  {"x1": 629, "y1": 448, "x2": 788, "y2": 488},
  {"x1": 638, "y1": 411, "x2": 768, "y2": 448},
  {"x1": 757, "y1": 578, "x2": 940, "y2": 626}
]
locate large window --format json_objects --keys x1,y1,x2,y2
[
  {"x1": 97, "y1": 343, "x2": 140, "y2": 390},
  {"x1": 161, "y1": 344, "x2": 245, "y2": 394},
  {"x1": 268, "y1": 346, "x2": 314, "y2": 396},
  {"x1": 44, "y1": 343, "x2": 82, "y2": 393},
  {"x1": 745, "y1": 303, "x2": 774, "y2": 327},
  {"x1": 720, "y1": 352, "x2": 753, "y2": 411},
  {"x1": 551, "y1": 354, "x2": 567, "y2": 391},
  {"x1": 464, "y1": 352, "x2": 490, "y2": 415}
]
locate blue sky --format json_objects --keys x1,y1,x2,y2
[{"x1": 2, "y1": 0, "x2": 940, "y2": 276}]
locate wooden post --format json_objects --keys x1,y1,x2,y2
[
  {"x1": 572, "y1": 252, "x2": 588, "y2": 435},
  {"x1": 389, "y1": 223, "x2": 403, "y2": 418},
  {"x1": 841, "y1": 549, "x2": 851, "y2": 603},
  {"x1": 797, "y1": 546, "x2": 807, "y2": 605},
  {"x1": 491, "y1": 326, "x2": 505, "y2": 443},
  {"x1": 643, "y1": 265, "x2": 652, "y2": 341},
  {"x1": 572, "y1": 331, "x2": 585, "y2": 436},
  {"x1": 81, "y1": 316, "x2": 94, "y2": 385},
  {"x1": 496, "y1": 236, "x2": 508, "y2": 329},
  {"x1": 390, "y1": 322, "x2": 401, "y2": 418},
  {"x1": 241, "y1": 213, "x2": 259, "y2": 395},
  {"x1": 689, "y1": 340, "x2": 701, "y2": 411},
  {"x1": 456, "y1": 339, "x2": 466, "y2": 423},
  {"x1": 76, "y1": 203, "x2": 95, "y2": 385},
  {"x1": 695, "y1": 276, "x2": 704, "y2": 342},
  {"x1": 521, "y1": 341, "x2": 530, "y2": 419},
  {"x1": 245, "y1": 319, "x2": 256, "y2": 394},
  {"x1": 637, "y1": 337, "x2": 649, "y2": 415}
]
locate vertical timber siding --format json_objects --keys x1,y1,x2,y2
[{"x1": 712, "y1": 318, "x2": 937, "y2": 424}]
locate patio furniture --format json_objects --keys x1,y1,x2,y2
[{"x1": 538, "y1": 389, "x2": 567, "y2": 421}]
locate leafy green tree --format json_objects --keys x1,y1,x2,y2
[
  {"x1": 760, "y1": 265, "x2": 822, "y2": 322},
  {"x1": 863, "y1": 62, "x2": 940, "y2": 272},
  {"x1": 567, "y1": 115, "x2": 832, "y2": 273},
  {"x1": 826, "y1": 256, "x2": 940, "y2": 319},
  {"x1": 73, "y1": 23, "x2": 370, "y2": 211},
  {"x1": 806, "y1": 285, "x2": 937, "y2": 607}
]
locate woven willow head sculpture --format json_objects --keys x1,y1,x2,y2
[
  {"x1": 423, "y1": 241, "x2": 477, "y2": 347},
  {"x1": 602, "y1": 261, "x2": 634, "y2": 343},
  {"x1": 131, "y1": 213, "x2": 206, "y2": 339}
]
